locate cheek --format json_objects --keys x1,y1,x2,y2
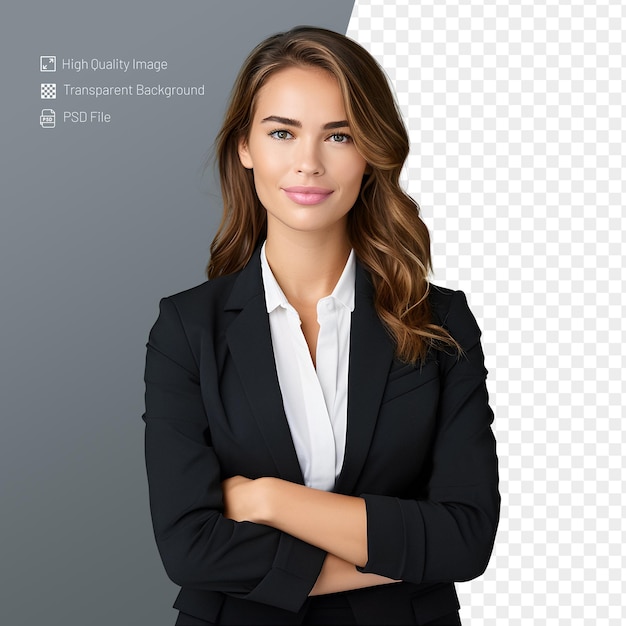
[
  {"x1": 333, "y1": 151, "x2": 367, "y2": 179},
  {"x1": 250, "y1": 162, "x2": 278, "y2": 191},
  {"x1": 340, "y1": 161, "x2": 368, "y2": 194},
  {"x1": 250, "y1": 162, "x2": 284, "y2": 211},
  {"x1": 250, "y1": 146, "x2": 287, "y2": 184}
]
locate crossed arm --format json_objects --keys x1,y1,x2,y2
[
  {"x1": 145, "y1": 291, "x2": 499, "y2": 608},
  {"x1": 221, "y1": 475, "x2": 400, "y2": 595}
]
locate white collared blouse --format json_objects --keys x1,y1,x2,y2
[{"x1": 260, "y1": 242, "x2": 355, "y2": 491}]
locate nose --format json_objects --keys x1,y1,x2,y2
[{"x1": 294, "y1": 138, "x2": 324, "y2": 176}]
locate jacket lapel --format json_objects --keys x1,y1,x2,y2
[
  {"x1": 224, "y1": 251, "x2": 304, "y2": 484},
  {"x1": 222, "y1": 251, "x2": 395, "y2": 493},
  {"x1": 334, "y1": 262, "x2": 395, "y2": 494}
]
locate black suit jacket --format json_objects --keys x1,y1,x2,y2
[{"x1": 143, "y1": 249, "x2": 499, "y2": 625}]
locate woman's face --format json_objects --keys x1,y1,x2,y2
[{"x1": 238, "y1": 65, "x2": 369, "y2": 239}]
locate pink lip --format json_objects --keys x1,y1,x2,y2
[{"x1": 282, "y1": 186, "x2": 334, "y2": 206}]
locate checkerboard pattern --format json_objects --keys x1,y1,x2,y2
[
  {"x1": 348, "y1": 1, "x2": 625, "y2": 624},
  {"x1": 40, "y1": 83, "x2": 56, "y2": 99}
]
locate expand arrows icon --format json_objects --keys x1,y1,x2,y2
[{"x1": 40, "y1": 56, "x2": 56, "y2": 72}]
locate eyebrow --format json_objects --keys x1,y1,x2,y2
[{"x1": 260, "y1": 115, "x2": 349, "y2": 130}]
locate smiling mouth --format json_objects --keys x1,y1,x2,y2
[{"x1": 282, "y1": 186, "x2": 334, "y2": 206}]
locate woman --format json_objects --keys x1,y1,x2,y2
[{"x1": 143, "y1": 26, "x2": 499, "y2": 625}]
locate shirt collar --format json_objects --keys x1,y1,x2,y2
[
  {"x1": 260, "y1": 242, "x2": 288, "y2": 314},
  {"x1": 329, "y1": 249, "x2": 356, "y2": 312},
  {"x1": 260, "y1": 242, "x2": 356, "y2": 314}
]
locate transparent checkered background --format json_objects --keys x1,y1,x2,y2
[{"x1": 348, "y1": 1, "x2": 624, "y2": 624}]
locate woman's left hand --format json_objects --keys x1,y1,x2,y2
[
  {"x1": 222, "y1": 475, "x2": 368, "y2": 568},
  {"x1": 222, "y1": 475, "x2": 263, "y2": 522}
]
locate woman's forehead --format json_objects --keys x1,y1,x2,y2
[{"x1": 252, "y1": 66, "x2": 347, "y2": 123}]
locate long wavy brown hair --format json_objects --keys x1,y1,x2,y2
[{"x1": 208, "y1": 26, "x2": 460, "y2": 363}]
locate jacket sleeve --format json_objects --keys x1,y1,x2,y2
[
  {"x1": 143, "y1": 296, "x2": 325, "y2": 612},
  {"x1": 358, "y1": 290, "x2": 500, "y2": 583}
]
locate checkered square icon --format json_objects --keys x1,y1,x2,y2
[{"x1": 41, "y1": 83, "x2": 56, "y2": 99}]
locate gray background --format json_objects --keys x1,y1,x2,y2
[{"x1": 0, "y1": 2, "x2": 355, "y2": 625}]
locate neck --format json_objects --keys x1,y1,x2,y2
[{"x1": 264, "y1": 228, "x2": 351, "y2": 306}]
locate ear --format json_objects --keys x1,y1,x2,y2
[{"x1": 238, "y1": 137, "x2": 253, "y2": 169}]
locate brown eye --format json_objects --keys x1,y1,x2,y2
[{"x1": 269, "y1": 129, "x2": 293, "y2": 140}]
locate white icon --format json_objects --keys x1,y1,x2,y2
[
  {"x1": 40, "y1": 109, "x2": 56, "y2": 128},
  {"x1": 40, "y1": 56, "x2": 56, "y2": 72},
  {"x1": 41, "y1": 83, "x2": 56, "y2": 99}
]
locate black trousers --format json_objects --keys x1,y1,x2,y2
[{"x1": 175, "y1": 593, "x2": 462, "y2": 625}]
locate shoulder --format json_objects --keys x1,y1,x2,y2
[
  {"x1": 163, "y1": 273, "x2": 237, "y2": 316},
  {"x1": 427, "y1": 283, "x2": 483, "y2": 349},
  {"x1": 147, "y1": 273, "x2": 242, "y2": 369},
  {"x1": 149, "y1": 272, "x2": 241, "y2": 343},
  {"x1": 162, "y1": 249, "x2": 264, "y2": 321}
]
